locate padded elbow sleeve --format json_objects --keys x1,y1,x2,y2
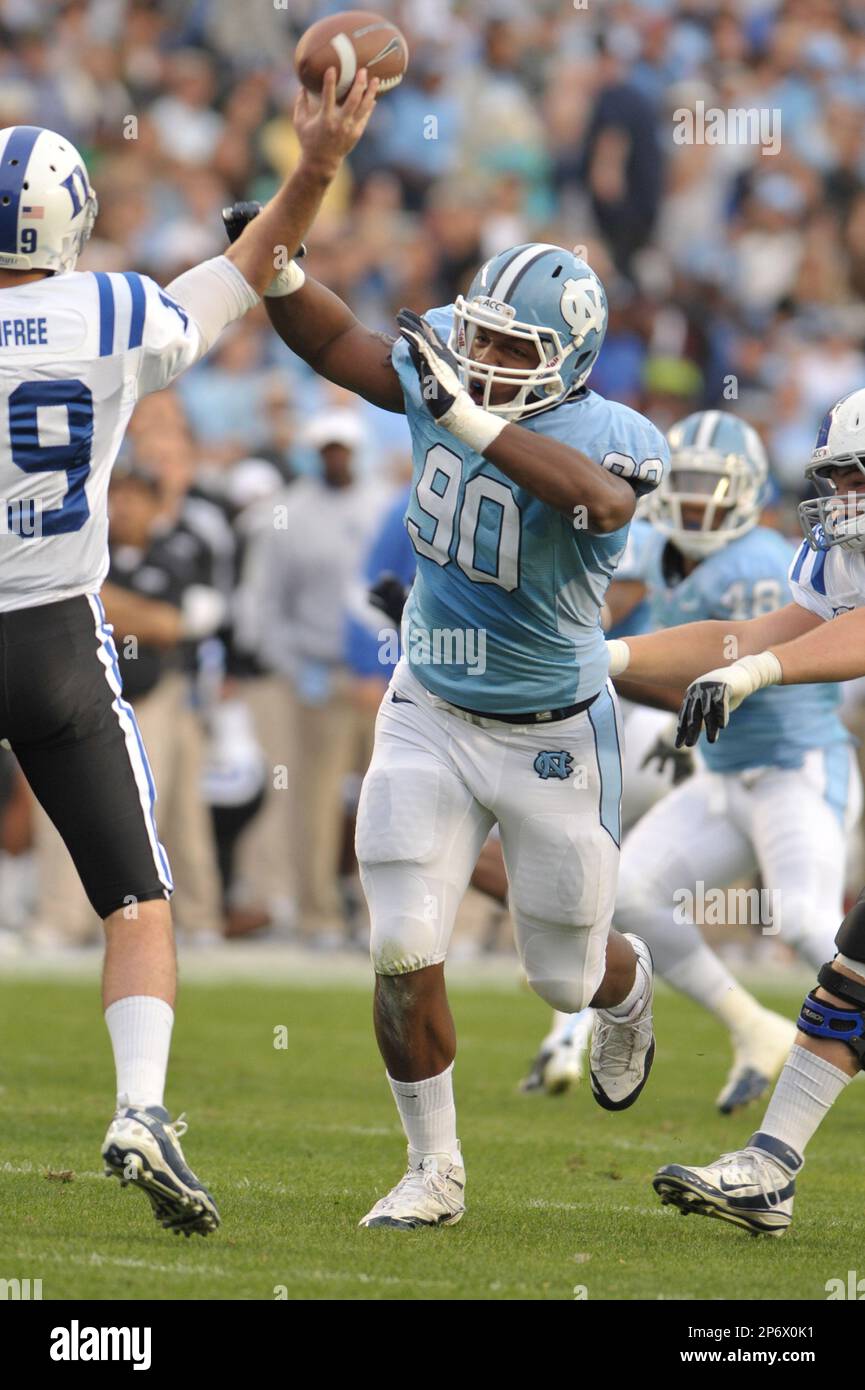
[{"x1": 165, "y1": 255, "x2": 260, "y2": 357}]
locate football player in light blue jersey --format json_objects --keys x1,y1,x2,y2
[
  {"x1": 611, "y1": 413, "x2": 859, "y2": 1109},
  {"x1": 258, "y1": 234, "x2": 668, "y2": 1229},
  {"x1": 524, "y1": 414, "x2": 856, "y2": 1110},
  {"x1": 617, "y1": 412, "x2": 864, "y2": 1110},
  {"x1": 606, "y1": 387, "x2": 865, "y2": 1236}
]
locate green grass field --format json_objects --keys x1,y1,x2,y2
[{"x1": 1, "y1": 973, "x2": 860, "y2": 1301}]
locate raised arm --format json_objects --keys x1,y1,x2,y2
[
  {"x1": 142, "y1": 69, "x2": 380, "y2": 397},
  {"x1": 264, "y1": 278, "x2": 404, "y2": 412},
  {"x1": 225, "y1": 69, "x2": 379, "y2": 297}
]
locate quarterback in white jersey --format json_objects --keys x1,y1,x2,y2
[
  {"x1": 607, "y1": 386, "x2": 865, "y2": 1236},
  {"x1": 0, "y1": 75, "x2": 379, "y2": 1238}
]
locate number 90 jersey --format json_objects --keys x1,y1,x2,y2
[
  {"x1": 0, "y1": 270, "x2": 202, "y2": 611},
  {"x1": 393, "y1": 305, "x2": 668, "y2": 713}
]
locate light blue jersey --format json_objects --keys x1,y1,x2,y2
[
  {"x1": 393, "y1": 306, "x2": 669, "y2": 713},
  {"x1": 608, "y1": 515, "x2": 655, "y2": 639},
  {"x1": 643, "y1": 525, "x2": 851, "y2": 775}
]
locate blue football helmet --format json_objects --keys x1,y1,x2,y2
[
  {"x1": 649, "y1": 410, "x2": 768, "y2": 557},
  {"x1": 448, "y1": 243, "x2": 608, "y2": 420},
  {"x1": 799, "y1": 388, "x2": 865, "y2": 552}
]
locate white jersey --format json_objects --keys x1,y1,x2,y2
[
  {"x1": 788, "y1": 538, "x2": 865, "y2": 620},
  {"x1": 0, "y1": 269, "x2": 203, "y2": 612}
]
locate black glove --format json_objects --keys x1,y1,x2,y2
[
  {"x1": 221, "y1": 201, "x2": 307, "y2": 260},
  {"x1": 640, "y1": 725, "x2": 696, "y2": 785},
  {"x1": 675, "y1": 680, "x2": 730, "y2": 747},
  {"x1": 395, "y1": 308, "x2": 464, "y2": 421},
  {"x1": 368, "y1": 573, "x2": 408, "y2": 627}
]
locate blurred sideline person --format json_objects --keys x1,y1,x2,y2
[
  {"x1": 206, "y1": 458, "x2": 284, "y2": 936},
  {"x1": 0, "y1": 80, "x2": 378, "y2": 1233},
  {"x1": 244, "y1": 410, "x2": 391, "y2": 940}
]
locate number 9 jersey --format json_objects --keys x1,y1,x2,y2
[
  {"x1": 393, "y1": 304, "x2": 669, "y2": 713},
  {"x1": 0, "y1": 269, "x2": 204, "y2": 611}
]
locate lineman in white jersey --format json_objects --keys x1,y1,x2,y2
[
  {"x1": 0, "y1": 78, "x2": 379, "y2": 1236},
  {"x1": 607, "y1": 386, "x2": 865, "y2": 1235}
]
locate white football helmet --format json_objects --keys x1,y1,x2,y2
[
  {"x1": 799, "y1": 388, "x2": 865, "y2": 552},
  {"x1": 648, "y1": 410, "x2": 768, "y2": 558},
  {"x1": 0, "y1": 125, "x2": 97, "y2": 274}
]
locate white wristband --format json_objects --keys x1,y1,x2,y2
[
  {"x1": 606, "y1": 639, "x2": 631, "y2": 677},
  {"x1": 727, "y1": 650, "x2": 783, "y2": 704},
  {"x1": 264, "y1": 260, "x2": 306, "y2": 298},
  {"x1": 441, "y1": 396, "x2": 507, "y2": 454},
  {"x1": 697, "y1": 651, "x2": 783, "y2": 710}
]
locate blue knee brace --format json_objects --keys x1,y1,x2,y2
[{"x1": 797, "y1": 962, "x2": 865, "y2": 1069}]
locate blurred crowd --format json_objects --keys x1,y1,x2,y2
[{"x1": 1, "y1": 0, "x2": 865, "y2": 953}]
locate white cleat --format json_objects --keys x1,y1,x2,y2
[
  {"x1": 102, "y1": 1105, "x2": 220, "y2": 1237},
  {"x1": 358, "y1": 1150, "x2": 466, "y2": 1230},
  {"x1": 590, "y1": 934, "x2": 655, "y2": 1110},
  {"x1": 521, "y1": 1010, "x2": 593, "y2": 1095},
  {"x1": 654, "y1": 1131, "x2": 801, "y2": 1236},
  {"x1": 716, "y1": 1009, "x2": 797, "y2": 1114},
  {"x1": 543, "y1": 1027, "x2": 589, "y2": 1095}
]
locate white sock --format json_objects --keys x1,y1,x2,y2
[
  {"x1": 664, "y1": 945, "x2": 764, "y2": 1034},
  {"x1": 105, "y1": 995, "x2": 174, "y2": 1111},
  {"x1": 543, "y1": 1009, "x2": 577, "y2": 1048},
  {"x1": 604, "y1": 953, "x2": 650, "y2": 1022},
  {"x1": 388, "y1": 1062, "x2": 461, "y2": 1167},
  {"x1": 758, "y1": 1044, "x2": 851, "y2": 1157}
]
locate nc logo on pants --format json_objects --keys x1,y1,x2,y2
[{"x1": 533, "y1": 750, "x2": 574, "y2": 780}]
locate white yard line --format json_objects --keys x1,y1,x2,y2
[
  {"x1": 35, "y1": 1250, "x2": 231, "y2": 1278},
  {"x1": 0, "y1": 944, "x2": 814, "y2": 994}
]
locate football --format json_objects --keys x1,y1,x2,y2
[{"x1": 294, "y1": 9, "x2": 409, "y2": 102}]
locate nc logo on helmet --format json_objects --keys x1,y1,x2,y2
[{"x1": 560, "y1": 277, "x2": 605, "y2": 346}]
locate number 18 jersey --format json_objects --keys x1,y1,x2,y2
[{"x1": 0, "y1": 270, "x2": 203, "y2": 612}]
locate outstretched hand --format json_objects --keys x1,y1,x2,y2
[
  {"x1": 293, "y1": 67, "x2": 380, "y2": 177},
  {"x1": 675, "y1": 677, "x2": 733, "y2": 747}
]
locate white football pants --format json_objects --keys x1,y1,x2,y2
[
  {"x1": 615, "y1": 746, "x2": 863, "y2": 974},
  {"x1": 356, "y1": 659, "x2": 623, "y2": 1012}
]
